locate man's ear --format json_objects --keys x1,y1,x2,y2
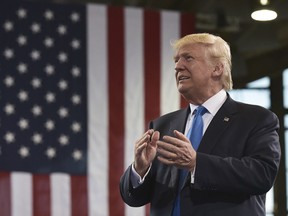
[{"x1": 212, "y1": 62, "x2": 224, "y2": 77}]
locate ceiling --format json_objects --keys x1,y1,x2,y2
[{"x1": 32, "y1": 0, "x2": 288, "y2": 87}]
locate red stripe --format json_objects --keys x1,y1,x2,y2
[
  {"x1": 180, "y1": 12, "x2": 196, "y2": 108},
  {"x1": 144, "y1": 9, "x2": 161, "y2": 216},
  {"x1": 108, "y1": 6, "x2": 125, "y2": 216},
  {"x1": 0, "y1": 172, "x2": 11, "y2": 216},
  {"x1": 144, "y1": 10, "x2": 161, "y2": 126},
  {"x1": 71, "y1": 176, "x2": 88, "y2": 216},
  {"x1": 33, "y1": 175, "x2": 51, "y2": 216}
]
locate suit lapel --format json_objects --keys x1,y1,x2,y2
[{"x1": 198, "y1": 95, "x2": 238, "y2": 154}]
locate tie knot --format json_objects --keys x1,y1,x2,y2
[{"x1": 194, "y1": 106, "x2": 207, "y2": 116}]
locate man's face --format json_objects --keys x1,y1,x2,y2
[{"x1": 173, "y1": 43, "x2": 215, "y2": 102}]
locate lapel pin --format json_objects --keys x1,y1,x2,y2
[{"x1": 224, "y1": 117, "x2": 229, "y2": 122}]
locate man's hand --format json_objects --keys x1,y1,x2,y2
[
  {"x1": 134, "y1": 129, "x2": 160, "y2": 177},
  {"x1": 157, "y1": 130, "x2": 196, "y2": 171}
]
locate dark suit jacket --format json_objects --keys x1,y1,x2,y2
[{"x1": 120, "y1": 94, "x2": 281, "y2": 216}]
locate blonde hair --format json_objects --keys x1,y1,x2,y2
[{"x1": 172, "y1": 33, "x2": 233, "y2": 90}]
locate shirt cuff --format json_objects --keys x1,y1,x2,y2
[{"x1": 130, "y1": 163, "x2": 152, "y2": 188}]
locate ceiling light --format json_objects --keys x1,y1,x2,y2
[{"x1": 251, "y1": 0, "x2": 277, "y2": 21}]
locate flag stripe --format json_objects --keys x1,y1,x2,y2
[
  {"x1": 87, "y1": 4, "x2": 109, "y2": 216},
  {"x1": 33, "y1": 175, "x2": 51, "y2": 216},
  {"x1": 0, "y1": 172, "x2": 11, "y2": 216},
  {"x1": 71, "y1": 176, "x2": 88, "y2": 216},
  {"x1": 108, "y1": 6, "x2": 125, "y2": 216}
]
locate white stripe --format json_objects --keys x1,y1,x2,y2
[
  {"x1": 11, "y1": 172, "x2": 32, "y2": 216},
  {"x1": 51, "y1": 174, "x2": 71, "y2": 216},
  {"x1": 160, "y1": 11, "x2": 181, "y2": 115},
  {"x1": 124, "y1": 7, "x2": 146, "y2": 216},
  {"x1": 87, "y1": 4, "x2": 109, "y2": 216}
]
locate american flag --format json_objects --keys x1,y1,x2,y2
[{"x1": 0, "y1": 1, "x2": 194, "y2": 215}]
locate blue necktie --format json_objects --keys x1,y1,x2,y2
[{"x1": 172, "y1": 106, "x2": 207, "y2": 216}]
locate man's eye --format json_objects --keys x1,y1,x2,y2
[{"x1": 185, "y1": 56, "x2": 192, "y2": 61}]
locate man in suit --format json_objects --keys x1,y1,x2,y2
[{"x1": 119, "y1": 33, "x2": 281, "y2": 215}]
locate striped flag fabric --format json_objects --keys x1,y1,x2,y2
[{"x1": 0, "y1": 1, "x2": 194, "y2": 216}]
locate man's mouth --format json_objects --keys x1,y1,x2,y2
[{"x1": 178, "y1": 75, "x2": 190, "y2": 81}]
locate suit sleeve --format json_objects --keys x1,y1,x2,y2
[{"x1": 193, "y1": 110, "x2": 281, "y2": 195}]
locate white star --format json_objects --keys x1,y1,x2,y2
[
  {"x1": 30, "y1": 50, "x2": 41, "y2": 60},
  {"x1": 71, "y1": 39, "x2": 81, "y2": 49},
  {"x1": 70, "y1": 12, "x2": 80, "y2": 22},
  {"x1": 17, "y1": 35, "x2": 27, "y2": 46},
  {"x1": 43, "y1": 37, "x2": 54, "y2": 48},
  {"x1": 58, "y1": 79, "x2": 68, "y2": 90},
  {"x1": 44, "y1": 119, "x2": 55, "y2": 131},
  {"x1": 18, "y1": 90, "x2": 29, "y2": 101},
  {"x1": 58, "y1": 52, "x2": 68, "y2": 63},
  {"x1": 71, "y1": 94, "x2": 81, "y2": 105},
  {"x1": 71, "y1": 122, "x2": 81, "y2": 133},
  {"x1": 17, "y1": 63, "x2": 28, "y2": 74},
  {"x1": 31, "y1": 133, "x2": 43, "y2": 145},
  {"x1": 31, "y1": 23, "x2": 41, "y2": 33},
  {"x1": 18, "y1": 118, "x2": 29, "y2": 130},
  {"x1": 18, "y1": 146, "x2": 29, "y2": 158},
  {"x1": 44, "y1": 10, "x2": 54, "y2": 20},
  {"x1": 44, "y1": 64, "x2": 55, "y2": 75},
  {"x1": 4, "y1": 76, "x2": 15, "y2": 87},
  {"x1": 71, "y1": 66, "x2": 81, "y2": 77},
  {"x1": 72, "y1": 149, "x2": 83, "y2": 161},
  {"x1": 31, "y1": 105, "x2": 42, "y2": 116},
  {"x1": 58, "y1": 134, "x2": 69, "y2": 146},
  {"x1": 4, "y1": 103, "x2": 15, "y2": 115},
  {"x1": 46, "y1": 147, "x2": 56, "y2": 159},
  {"x1": 3, "y1": 21, "x2": 14, "y2": 31},
  {"x1": 3, "y1": 48, "x2": 14, "y2": 59},
  {"x1": 45, "y1": 92, "x2": 55, "y2": 103},
  {"x1": 58, "y1": 107, "x2": 69, "y2": 118},
  {"x1": 16, "y1": 8, "x2": 27, "y2": 19},
  {"x1": 57, "y1": 25, "x2": 67, "y2": 35},
  {"x1": 4, "y1": 132, "x2": 15, "y2": 143},
  {"x1": 31, "y1": 77, "x2": 42, "y2": 88}
]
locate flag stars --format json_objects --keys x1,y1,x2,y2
[
  {"x1": 30, "y1": 50, "x2": 41, "y2": 61},
  {"x1": 45, "y1": 119, "x2": 55, "y2": 131},
  {"x1": 57, "y1": 24, "x2": 67, "y2": 35},
  {"x1": 3, "y1": 48, "x2": 14, "y2": 59},
  {"x1": 4, "y1": 76, "x2": 15, "y2": 87},
  {"x1": 58, "y1": 52, "x2": 68, "y2": 63},
  {"x1": 31, "y1": 77, "x2": 42, "y2": 88},
  {"x1": 17, "y1": 63, "x2": 28, "y2": 74},
  {"x1": 44, "y1": 37, "x2": 54, "y2": 48},
  {"x1": 58, "y1": 79, "x2": 68, "y2": 90},
  {"x1": 4, "y1": 132, "x2": 15, "y2": 143},
  {"x1": 45, "y1": 92, "x2": 56, "y2": 103},
  {"x1": 3, "y1": 20, "x2": 14, "y2": 31},
  {"x1": 16, "y1": 8, "x2": 27, "y2": 19},
  {"x1": 71, "y1": 39, "x2": 81, "y2": 49},
  {"x1": 71, "y1": 94, "x2": 81, "y2": 105},
  {"x1": 18, "y1": 118, "x2": 29, "y2": 130},
  {"x1": 44, "y1": 64, "x2": 55, "y2": 75},
  {"x1": 31, "y1": 105, "x2": 42, "y2": 116},
  {"x1": 71, "y1": 122, "x2": 81, "y2": 133},
  {"x1": 18, "y1": 90, "x2": 29, "y2": 101},
  {"x1": 31, "y1": 22, "x2": 41, "y2": 33},
  {"x1": 46, "y1": 147, "x2": 56, "y2": 159},
  {"x1": 58, "y1": 107, "x2": 69, "y2": 118},
  {"x1": 58, "y1": 134, "x2": 69, "y2": 146},
  {"x1": 44, "y1": 10, "x2": 54, "y2": 20},
  {"x1": 71, "y1": 66, "x2": 81, "y2": 77},
  {"x1": 17, "y1": 35, "x2": 27, "y2": 46},
  {"x1": 4, "y1": 103, "x2": 15, "y2": 115},
  {"x1": 18, "y1": 146, "x2": 29, "y2": 158},
  {"x1": 72, "y1": 149, "x2": 83, "y2": 161},
  {"x1": 31, "y1": 133, "x2": 43, "y2": 145},
  {"x1": 70, "y1": 12, "x2": 80, "y2": 22}
]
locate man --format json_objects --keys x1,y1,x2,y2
[{"x1": 119, "y1": 33, "x2": 281, "y2": 215}]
